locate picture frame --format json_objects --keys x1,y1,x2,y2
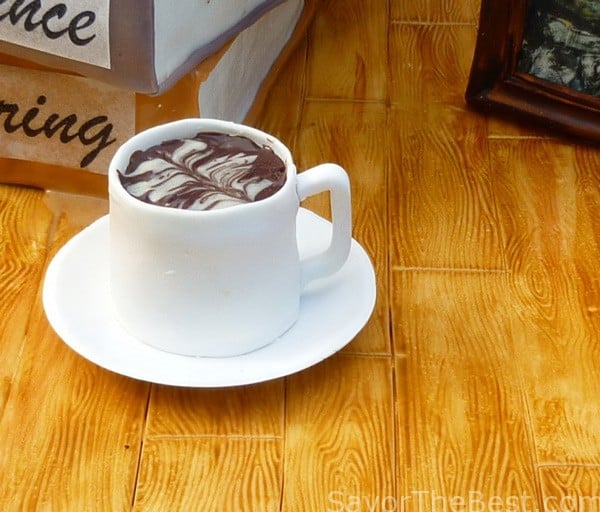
[{"x1": 466, "y1": 0, "x2": 600, "y2": 142}]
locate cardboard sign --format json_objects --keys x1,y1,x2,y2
[
  {"x1": 0, "y1": 0, "x2": 111, "y2": 68},
  {"x1": 0, "y1": 64, "x2": 135, "y2": 173}
]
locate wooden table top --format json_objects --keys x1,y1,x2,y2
[{"x1": 2, "y1": 0, "x2": 600, "y2": 510}]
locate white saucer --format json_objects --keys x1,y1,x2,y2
[{"x1": 43, "y1": 208, "x2": 376, "y2": 387}]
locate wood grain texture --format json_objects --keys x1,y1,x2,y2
[
  {"x1": 281, "y1": 355, "x2": 395, "y2": 511},
  {"x1": 0, "y1": 213, "x2": 148, "y2": 512},
  {"x1": 392, "y1": 271, "x2": 540, "y2": 508},
  {"x1": 389, "y1": 24, "x2": 477, "y2": 107},
  {"x1": 134, "y1": 438, "x2": 282, "y2": 512},
  {"x1": 253, "y1": 37, "x2": 308, "y2": 151},
  {"x1": 306, "y1": 0, "x2": 388, "y2": 101},
  {"x1": 297, "y1": 100, "x2": 390, "y2": 354},
  {"x1": 0, "y1": 186, "x2": 52, "y2": 415},
  {"x1": 2, "y1": 0, "x2": 600, "y2": 508},
  {"x1": 487, "y1": 115, "x2": 554, "y2": 139},
  {"x1": 539, "y1": 466, "x2": 600, "y2": 511},
  {"x1": 490, "y1": 139, "x2": 600, "y2": 465},
  {"x1": 389, "y1": 104, "x2": 504, "y2": 270},
  {"x1": 146, "y1": 380, "x2": 284, "y2": 438},
  {"x1": 43, "y1": 191, "x2": 108, "y2": 228},
  {"x1": 391, "y1": 0, "x2": 480, "y2": 24}
]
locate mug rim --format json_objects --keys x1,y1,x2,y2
[{"x1": 108, "y1": 118, "x2": 296, "y2": 216}]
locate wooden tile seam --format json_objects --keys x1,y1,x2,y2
[
  {"x1": 278, "y1": 378, "x2": 288, "y2": 512},
  {"x1": 515, "y1": 366, "x2": 546, "y2": 505},
  {"x1": 488, "y1": 134, "x2": 555, "y2": 141},
  {"x1": 143, "y1": 434, "x2": 284, "y2": 441},
  {"x1": 390, "y1": 20, "x2": 477, "y2": 27},
  {"x1": 303, "y1": 96, "x2": 388, "y2": 105},
  {"x1": 387, "y1": 356, "x2": 403, "y2": 501},
  {"x1": 334, "y1": 352, "x2": 394, "y2": 360},
  {"x1": 389, "y1": 355, "x2": 400, "y2": 499},
  {"x1": 344, "y1": 350, "x2": 395, "y2": 357},
  {"x1": 506, "y1": 327, "x2": 545, "y2": 478},
  {"x1": 131, "y1": 386, "x2": 153, "y2": 509},
  {"x1": 391, "y1": 266, "x2": 510, "y2": 273},
  {"x1": 537, "y1": 463, "x2": 600, "y2": 469}
]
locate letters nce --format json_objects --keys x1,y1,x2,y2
[{"x1": 0, "y1": 0, "x2": 96, "y2": 46}]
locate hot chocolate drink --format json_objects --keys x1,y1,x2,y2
[{"x1": 118, "y1": 132, "x2": 287, "y2": 210}]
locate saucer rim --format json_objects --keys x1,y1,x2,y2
[{"x1": 42, "y1": 208, "x2": 377, "y2": 387}]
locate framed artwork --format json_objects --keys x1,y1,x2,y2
[{"x1": 466, "y1": 0, "x2": 600, "y2": 142}]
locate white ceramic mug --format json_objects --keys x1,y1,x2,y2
[{"x1": 108, "y1": 118, "x2": 352, "y2": 357}]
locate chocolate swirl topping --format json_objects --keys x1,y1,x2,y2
[{"x1": 118, "y1": 132, "x2": 287, "y2": 210}]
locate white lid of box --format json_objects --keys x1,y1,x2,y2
[{"x1": 0, "y1": 0, "x2": 286, "y2": 94}]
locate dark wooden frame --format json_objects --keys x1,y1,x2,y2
[{"x1": 466, "y1": 0, "x2": 600, "y2": 143}]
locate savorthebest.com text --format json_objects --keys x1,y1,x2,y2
[{"x1": 327, "y1": 490, "x2": 600, "y2": 512}]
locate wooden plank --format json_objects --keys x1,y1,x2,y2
[
  {"x1": 42, "y1": 191, "x2": 108, "y2": 228},
  {"x1": 0, "y1": 186, "x2": 53, "y2": 415},
  {"x1": 281, "y1": 354, "x2": 395, "y2": 511},
  {"x1": 253, "y1": 37, "x2": 308, "y2": 151},
  {"x1": 244, "y1": 0, "x2": 317, "y2": 131},
  {"x1": 306, "y1": 0, "x2": 388, "y2": 101},
  {"x1": 0, "y1": 206, "x2": 148, "y2": 511},
  {"x1": 490, "y1": 139, "x2": 600, "y2": 465},
  {"x1": 539, "y1": 466, "x2": 600, "y2": 512},
  {"x1": 391, "y1": 0, "x2": 480, "y2": 24},
  {"x1": 487, "y1": 115, "x2": 554, "y2": 139},
  {"x1": 392, "y1": 270, "x2": 540, "y2": 507},
  {"x1": 389, "y1": 104, "x2": 504, "y2": 270},
  {"x1": 146, "y1": 380, "x2": 284, "y2": 438},
  {"x1": 133, "y1": 438, "x2": 282, "y2": 512},
  {"x1": 389, "y1": 24, "x2": 477, "y2": 107},
  {"x1": 297, "y1": 101, "x2": 390, "y2": 354}
]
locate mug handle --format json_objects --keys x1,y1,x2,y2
[{"x1": 296, "y1": 163, "x2": 352, "y2": 287}]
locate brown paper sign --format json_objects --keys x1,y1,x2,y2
[
  {"x1": 0, "y1": 0, "x2": 111, "y2": 68},
  {"x1": 0, "y1": 63, "x2": 135, "y2": 174}
]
